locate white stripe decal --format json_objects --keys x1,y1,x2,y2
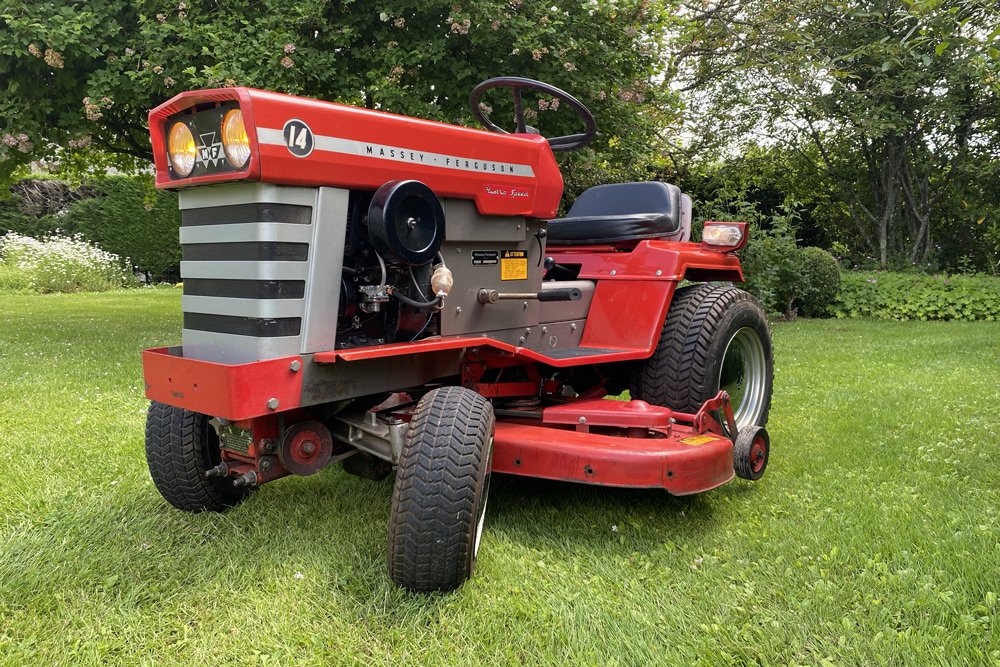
[{"x1": 257, "y1": 127, "x2": 535, "y2": 178}]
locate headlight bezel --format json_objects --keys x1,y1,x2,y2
[
  {"x1": 701, "y1": 222, "x2": 750, "y2": 252},
  {"x1": 221, "y1": 108, "x2": 251, "y2": 169},
  {"x1": 166, "y1": 121, "x2": 197, "y2": 178}
]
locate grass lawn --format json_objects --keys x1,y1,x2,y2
[{"x1": 1, "y1": 289, "x2": 998, "y2": 665}]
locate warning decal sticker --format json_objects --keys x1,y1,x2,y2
[
  {"x1": 680, "y1": 435, "x2": 716, "y2": 446},
  {"x1": 500, "y1": 250, "x2": 528, "y2": 281}
]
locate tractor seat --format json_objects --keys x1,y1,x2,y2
[{"x1": 546, "y1": 182, "x2": 691, "y2": 246}]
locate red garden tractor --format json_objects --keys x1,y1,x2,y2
[{"x1": 142, "y1": 77, "x2": 774, "y2": 592}]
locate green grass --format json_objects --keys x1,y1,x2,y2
[{"x1": 1, "y1": 290, "x2": 998, "y2": 665}]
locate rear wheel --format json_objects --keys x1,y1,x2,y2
[
  {"x1": 145, "y1": 401, "x2": 253, "y2": 512},
  {"x1": 387, "y1": 386, "x2": 495, "y2": 592},
  {"x1": 631, "y1": 283, "x2": 773, "y2": 432}
]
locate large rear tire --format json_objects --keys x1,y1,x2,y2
[
  {"x1": 145, "y1": 401, "x2": 253, "y2": 513},
  {"x1": 387, "y1": 386, "x2": 495, "y2": 592},
  {"x1": 631, "y1": 284, "x2": 773, "y2": 432}
]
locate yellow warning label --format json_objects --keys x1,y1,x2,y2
[
  {"x1": 680, "y1": 435, "x2": 716, "y2": 446},
  {"x1": 500, "y1": 250, "x2": 528, "y2": 281}
]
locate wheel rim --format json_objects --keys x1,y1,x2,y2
[
  {"x1": 749, "y1": 435, "x2": 767, "y2": 473},
  {"x1": 718, "y1": 327, "x2": 767, "y2": 431},
  {"x1": 473, "y1": 438, "x2": 493, "y2": 559}
]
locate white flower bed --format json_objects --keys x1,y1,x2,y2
[{"x1": 0, "y1": 232, "x2": 137, "y2": 293}]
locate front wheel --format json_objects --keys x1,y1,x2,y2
[
  {"x1": 631, "y1": 284, "x2": 774, "y2": 432},
  {"x1": 145, "y1": 401, "x2": 253, "y2": 512},
  {"x1": 387, "y1": 386, "x2": 495, "y2": 592}
]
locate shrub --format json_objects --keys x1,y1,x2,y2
[
  {"x1": 68, "y1": 176, "x2": 180, "y2": 281},
  {"x1": 740, "y1": 233, "x2": 804, "y2": 316},
  {"x1": 831, "y1": 271, "x2": 1000, "y2": 321},
  {"x1": 0, "y1": 261, "x2": 31, "y2": 292},
  {"x1": 0, "y1": 232, "x2": 138, "y2": 293},
  {"x1": 798, "y1": 247, "x2": 841, "y2": 317},
  {"x1": 1, "y1": 175, "x2": 181, "y2": 280}
]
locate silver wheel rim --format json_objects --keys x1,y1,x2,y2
[
  {"x1": 718, "y1": 327, "x2": 767, "y2": 431},
  {"x1": 473, "y1": 492, "x2": 488, "y2": 558},
  {"x1": 473, "y1": 437, "x2": 493, "y2": 559}
]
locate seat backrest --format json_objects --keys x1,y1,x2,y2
[{"x1": 568, "y1": 181, "x2": 682, "y2": 223}]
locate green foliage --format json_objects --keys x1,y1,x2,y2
[
  {"x1": 0, "y1": 261, "x2": 31, "y2": 292},
  {"x1": 68, "y1": 176, "x2": 180, "y2": 280},
  {"x1": 0, "y1": 232, "x2": 138, "y2": 293},
  {"x1": 676, "y1": 0, "x2": 1000, "y2": 270},
  {"x1": 740, "y1": 232, "x2": 806, "y2": 317},
  {"x1": 798, "y1": 247, "x2": 841, "y2": 317},
  {"x1": 1, "y1": 175, "x2": 180, "y2": 279},
  {"x1": 0, "y1": 0, "x2": 678, "y2": 193},
  {"x1": 831, "y1": 271, "x2": 1000, "y2": 321},
  {"x1": 694, "y1": 189, "x2": 840, "y2": 317}
]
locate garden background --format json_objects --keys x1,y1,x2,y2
[{"x1": 0, "y1": 0, "x2": 998, "y2": 664}]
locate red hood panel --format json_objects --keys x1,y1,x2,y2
[{"x1": 149, "y1": 87, "x2": 564, "y2": 218}]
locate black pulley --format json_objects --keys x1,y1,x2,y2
[{"x1": 367, "y1": 180, "x2": 445, "y2": 265}]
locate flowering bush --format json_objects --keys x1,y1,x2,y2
[{"x1": 0, "y1": 232, "x2": 137, "y2": 293}]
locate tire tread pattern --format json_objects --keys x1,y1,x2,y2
[
  {"x1": 387, "y1": 387, "x2": 494, "y2": 592},
  {"x1": 145, "y1": 401, "x2": 251, "y2": 513},
  {"x1": 631, "y1": 283, "x2": 772, "y2": 423}
]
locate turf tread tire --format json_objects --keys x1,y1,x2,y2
[
  {"x1": 145, "y1": 401, "x2": 253, "y2": 513},
  {"x1": 387, "y1": 387, "x2": 494, "y2": 592},
  {"x1": 631, "y1": 283, "x2": 773, "y2": 426}
]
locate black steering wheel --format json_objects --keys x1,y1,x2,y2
[{"x1": 469, "y1": 76, "x2": 597, "y2": 152}]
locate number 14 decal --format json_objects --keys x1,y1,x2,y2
[{"x1": 282, "y1": 119, "x2": 314, "y2": 158}]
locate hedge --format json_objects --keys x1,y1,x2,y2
[
  {"x1": 830, "y1": 271, "x2": 1000, "y2": 321},
  {"x1": 1, "y1": 175, "x2": 180, "y2": 280}
]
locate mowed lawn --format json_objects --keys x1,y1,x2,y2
[{"x1": 0, "y1": 289, "x2": 998, "y2": 666}]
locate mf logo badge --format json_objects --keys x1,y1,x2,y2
[
  {"x1": 283, "y1": 119, "x2": 314, "y2": 158},
  {"x1": 197, "y1": 132, "x2": 224, "y2": 167}
]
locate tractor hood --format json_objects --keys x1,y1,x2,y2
[{"x1": 148, "y1": 87, "x2": 565, "y2": 218}]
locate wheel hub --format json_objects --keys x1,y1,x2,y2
[
  {"x1": 278, "y1": 421, "x2": 334, "y2": 476},
  {"x1": 719, "y1": 327, "x2": 768, "y2": 431}
]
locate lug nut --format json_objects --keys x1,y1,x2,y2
[
  {"x1": 233, "y1": 471, "x2": 258, "y2": 488},
  {"x1": 205, "y1": 462, "x2": 229, "y2": 478}
]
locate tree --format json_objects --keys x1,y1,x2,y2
[
  {"x1": 0, "y1": 0, "x2": 679, "y2": 193},
  {"x1": 674, "y1": 0, "x2": 1000, "y2": 269}
]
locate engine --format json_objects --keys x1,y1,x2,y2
[{"x1": 337, "y1": 182, "x2": 451, "y2": 348}]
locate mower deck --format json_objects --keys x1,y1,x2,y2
[{"x1": 491, "y1": 404, "x2": 735, "y2": 495}]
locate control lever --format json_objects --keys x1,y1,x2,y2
[{"x1": 477, "y1": 287, "x2": 581, "y2": 304}]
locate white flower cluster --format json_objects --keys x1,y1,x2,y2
[{"x1": 0, "y1": 232, "x2": 136, "y2": 293}]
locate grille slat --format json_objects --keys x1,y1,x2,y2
[
  {"x1": 183, "y1": 312, "x2": 302, "y2": 338},
  {"x1": 181, "y1": 203, "x2": 312, "y2": 226},
  {"x1": 183, "y1": 278, "x2": 306, "y2": 299},
  {"x1": 182, "y1": 241, "x2": 308, "y2": 262}
]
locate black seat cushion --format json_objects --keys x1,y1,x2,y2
[{"x1": 547, "y1": 182, "x2": 682, "y2": 246}]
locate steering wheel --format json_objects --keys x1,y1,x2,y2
[{"x1": 469, "y1": 76, "x2": 597, "y2": 152}]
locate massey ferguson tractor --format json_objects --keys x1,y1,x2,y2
[{"x1": 142, "y1": 77, "x2": 774, "y2": 592}]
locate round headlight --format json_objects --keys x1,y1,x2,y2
[
  {"x1": 167, "y1": 122, "x2": 197, "y2": 177},
  {"x1": 221, "y1": 109, "x2": 251, "y2": 168}
]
